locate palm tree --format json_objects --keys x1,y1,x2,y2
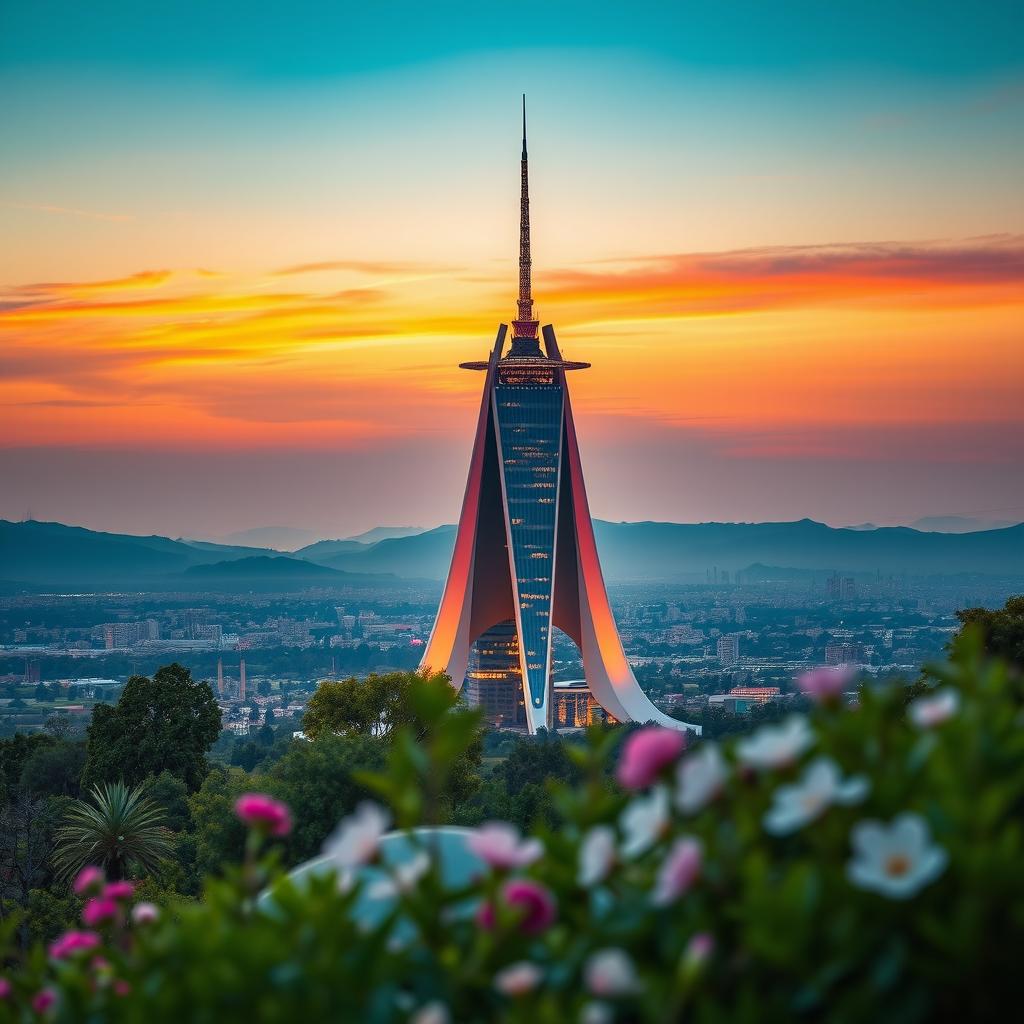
[{"x1": 54, "y1": 781, "x2": 173, "y2": 882}]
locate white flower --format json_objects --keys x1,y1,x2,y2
[
  {"x1": 410, "y1": 1001, "x2": 450, "y2": 1024},
  {"x1": 909, "y1": 689, "x2": 960, "y2": 729},
  {"x1": 736, "y1": 716, "x2": 814, "y2": 771},
  {"x1": 847, "y1": 813, "x2": 948, "y2": 899},
  {"x1": 130, "y1": 902, "x2": 159, "y2": 925},
  {"x1": 468, "y1": 821, "x2": 543, "y2": 870},
  {"x1": 323, "y1": 802, "x2": 390, "y2": 868},
  {"x1": 763, "y1": 758, "x2": 869, "y2": 836},
  {"x1": 675, "y1": 743, "x2": 727, "y2": 814},
  {"x1": 578, "y1": 825, "x2": 617, "y2": 886},
  {"x1": 619, "y1": 785, "x2": 669, "y2": 858},
  {"x1": 652, "y1": 836, "x2": 702, "y2": 906},
  {"x1": 584, "y1": 948, "x2": 639, "y2": 997},
  {"x1": 494, "y1": 961, "x2": 543, "y2": 996},
  {"x1": 580, "y1": 1002, "x2": 614, "y2": 1024},
  {"x1": 366, "y1": 850, "x2": 431, "y2": 900}
]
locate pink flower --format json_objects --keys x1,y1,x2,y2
[
  {"x1": 797, "y1": 665, "x2": 854, "y2": 703},
  {"x1": 234, "y1": 793, "x2": 292, "y2": 836},
  {"x1": 653, "y1": 837, "x2": 702, "y2": 906},
  {"x1": 618, "y1": 727, "x2": 686, "y2": 790},
  {"x1": 131, "y1": 902, "x2": 159, "y2": 925},
  {"x1": 48, "y1": 930, "x2": 100, "y2": 959},
  {"x1": 478, "y1": 879, "x2": 557, "y2": 935},
  {"x1": 32, "y1": 988, "x2": 57, "y2": 1014},
  {"x1": 82, "y1": 897, "x2": 119, "y2": 927},
  {"x1": 113, "y1": 979, "x2": 131, "y2": 998},
  {"x1": 584, "y1": 948, "x2": 639, "y2": 996},
  {"x1": 0, "y1": 977, "x2": 11, "y2": 999},
  {"x1": 73, "y1": 866, "x2": 104, "y2": 895},
  {"x1": 468, "y1": 822, "x2": 543, "y2": 870},
  {"x1": 103, "y1": 881, "x2": 135, "y2": 901},
  {"x1": 685, "y1": 931, "x2": 714, "y2": 967}
]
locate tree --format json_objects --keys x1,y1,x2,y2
[
  {"x1": 0, "y1": 733, "x2": 54, "y2": 801},
  {"x1": 955, "y1": 595, "x2": 1024, "y2": 670},
  {"x1": 19, "y1": 741, "x2": 86, "y2": 799},
  {"x1": 0, "y1": 794, "x2": 62, "y2": 921},
  {"x1": 54, "y1": 781, "x2": 174, "y2": 882},
  {"x1": 303, "y1": 669, "x2": 449, "y2": 741},
  {"x1": 81, "y1": 663, "x2": 221, "y2": 791}
]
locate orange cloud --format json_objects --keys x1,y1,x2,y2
[{"x1": 1, "y1": 236, "x2": 1021, "y2": 455}]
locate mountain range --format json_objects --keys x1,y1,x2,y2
[{"x1": 2, "y1": 517, "x2": 1022, "y2": 590}]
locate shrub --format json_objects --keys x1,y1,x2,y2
[{"x1": 0, "y1": 631, "x2": 1020, "y2": 1023}]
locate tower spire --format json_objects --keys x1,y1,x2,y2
[{"x1": 512, "y1": 94, "x2": 540, "y2": 350}]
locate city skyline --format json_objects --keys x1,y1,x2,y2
[{"x1": 2, "y1": 2, "x2": 1023, "y2": 538}]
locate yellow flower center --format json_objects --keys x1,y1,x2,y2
[{"x1": 885, "y1": 853, "x2": 910, "y2": 877}]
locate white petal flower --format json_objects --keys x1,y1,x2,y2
[
  {"x1": 619, "y1": 785, "x2": 669, "y2": 858},
  {"x1": 763, "y1": 758, "x2": 869, "y2": 836},
  {"x1": 736, "y1": 716, "x2": 814, "y2": 771},
  {"x1": 494, "y1": 961, "x2": 543, "y2": 996},
  {"x1": 909, "y1": 689, "x2": 960, "y2": 729},
  {"x1": 584, "y1": 948, "x2": 639, "y2": 997},
  {"x1": 468, "y1": 821, "x2": 543, "y2": 870},
  {"x1": 847, "y1": 813, "x2": 948, "y2": 899},
  {"x1": 323, "y1": 802, "x2": 391, "y2": 868},
  {"x1": 578, "y1": 825, "x2": 617, "y2": 886},
  {"x1": 675, "y1": 743, "x2": 727, "y2": 814},
  {"x1": 366, "y1": 850, "x2": 431, "y2": 900}
]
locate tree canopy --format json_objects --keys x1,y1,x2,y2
[{"x1": 81, "y1": 663, "x2": 221, "y2": 791}]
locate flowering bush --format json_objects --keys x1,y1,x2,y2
[{"x1": 0, "y1": 631, "x2": 1020, "y2": 1023}]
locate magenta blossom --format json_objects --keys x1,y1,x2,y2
[
  {"x1": 617, "y1": 727, "x2": 686, "y2": 790},
  {"x1": 0, "y1": 977, "x2": 11, "y2": 999},
  {"x1": 32, "y1": 988, "x2": 57, "y2": 1014},
  {"x1": 478, "y1": 879, "x2": 557, "y2": 935},
  {"x1": 234, "y1": 793, "x2": 292, "y2": 836},
  {"x1": 468, "y1": 822, "x2": 543, "y2": 870},
  {"x1": 49, "y1": 930, "x2": 100, "y2": 960},
  {"x1": 103, "y1": 881, "x2": 136, "y2": 901},
  {"x1": 113, "y1": 979, "x2": 132, "y2": 997},
  {"x1": 653, "y1": 837, "x2": 702, "y2": 906},
  {"x1": 73, "y1": 866, "x2": 104, "y2": 895},
  {"x1": 82, "y1": 897, "x2": 119, "y2": 927},
  {"x1": 797, "y1": 665, "x2": 854, "y2": 704}
]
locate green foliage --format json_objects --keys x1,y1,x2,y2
[
  {"x1": 0, "y1": 733, "x2": 54, "y2": 802},
  {"x1": 18, "y1": 742, "x2": 86, "y2": 799},
  {"x1": 53, "y1": 781, "x2": 174, "y2": 882},
  {"x1": 81, "y1": 663, "x2": 221, "y2": 791},
  {"x1": 2, "y1": 638, "x2": 1022, "y2": 1022},
  {"x1": 955, "y1": 593, "x2": 1024, "y2": 670},
  {"x1": 302, "y1": 668, "x2": 451, "y2": 741}
]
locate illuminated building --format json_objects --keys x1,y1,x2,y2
[
  {"x1": 421, "y1": 99, "x2": 697, "y2": 735},
  {"x1": 727, "y1": 686, "x2": 780, "y2": 704},
  {"x1": 464, "y1": 620, "x2": 525, "y2": 728}
]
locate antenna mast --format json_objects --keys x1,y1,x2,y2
[{"x1": 512, "y1": 94, "x2": 539, "y2": 348}]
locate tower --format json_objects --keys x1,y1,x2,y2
[
  {"x1": 239, "y1": 658, "x2": 246, "y2": 701},
  {"x1": 217, "y1": 657, "x2": 224, "y2": 696},
  {"x1": 421, "y1": 99, "x2": 698, "y2": 736}
]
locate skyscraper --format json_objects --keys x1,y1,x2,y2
[{"x1": 421, "y1": 99, "x2": 697, "y2": 736}]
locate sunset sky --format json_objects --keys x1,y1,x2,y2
[{"x1": 2, "y1": 1, "x2": 1023, "y2": 540}]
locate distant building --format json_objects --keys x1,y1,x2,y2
[
  {"x1": 717, "y1": 634, "x2": 740, "y2": 666},
  {"x1": 825, "y1": 642, "x2": 864, "y2": 666},
  {"x1": 728, "y1": 686, "x2": 780, "y2": 704}
]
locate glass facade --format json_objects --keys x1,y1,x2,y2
[
  {"x1": 493, "y1": 368, "x2": 564, "y2": 710},
  {"x1": 464, "y1": 620, "x2": 525, "y2": 729}
]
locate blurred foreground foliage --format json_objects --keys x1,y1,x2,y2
[{"x1": 0, "y1": 630, "x2": 1021, "y2": 1022}]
